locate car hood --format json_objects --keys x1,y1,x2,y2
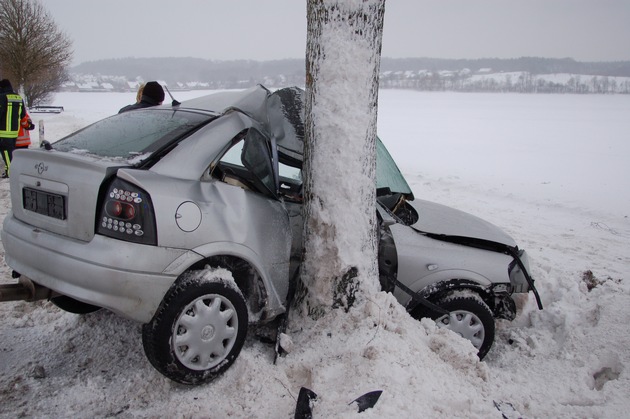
[{"x1": 408, "y1": 198, "x2": 517, "y2": 247}]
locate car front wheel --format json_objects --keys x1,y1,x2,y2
[
  {"x1": 142, "y1": 270, "x2": 248, "y2": 385},
  {"x1": 414, "y1": 292, "x2": 495, "y2": 359}
]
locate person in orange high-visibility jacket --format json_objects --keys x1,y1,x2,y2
[
  {"x1": 15, "y1": 113, "x2": 35, "y2": 149},
  {"x1": 0, "y1": 79, "x2": 26, "y2": 178}
]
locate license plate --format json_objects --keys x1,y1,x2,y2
[{"x1": 23, "y1": 188, "x2": 67, "y2": 220}]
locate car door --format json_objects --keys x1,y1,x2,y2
[{"x1": 208, "y1": 127, "x2": 294, "y2": 304}]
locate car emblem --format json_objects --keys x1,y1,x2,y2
[{"x1": 34, "y1": 162, "x2": 48, "y2": 175}]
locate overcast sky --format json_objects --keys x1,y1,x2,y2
[{"x1": 44, "y1": 0, "x2": 630, "y2": 66}]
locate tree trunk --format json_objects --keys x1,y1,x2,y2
[{"x1": 298, "y1": 0, "x2": 386, "y2": 318}]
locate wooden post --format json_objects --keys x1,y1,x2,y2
[{"x1": 37, "y1": 119, "x2": 45, "y2": 147}]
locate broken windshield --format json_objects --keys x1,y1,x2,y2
[{"x1": 376, "y1": 138, "x2": 413, "y2": 198}]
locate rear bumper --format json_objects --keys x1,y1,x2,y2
[{"x1": 2, "y1": 214, "x2": 192, "y2": 323}]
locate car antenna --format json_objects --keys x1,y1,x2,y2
[{"x1": 164, "y1": 85, "x2": 180, "y2": 107}]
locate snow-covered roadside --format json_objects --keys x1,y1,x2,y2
[
  {"x1": 411, "y1": 173, "x2": 630, "y2": 417},
  {"x1": 0, "y1": 90, "x2": 629, "y2": 418}
]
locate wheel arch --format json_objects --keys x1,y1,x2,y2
[
  {"x1": 411, "y1": 278, "x2": 515, "y2": 320},
  {"x1": 419, "y1": 278, "x2": 494, "y2": 306},
  {"x1": 186, "y1": 254, "x2": 271, "y2": 322},
  {"x1": 401, "y1": 278, "x2": 494, "y2": 319},
  {"x1": 394, "y1": 269, "x2": 491, "y2": 307},
  {"x1": 162, "y1": 242, "x2": 287, "y2": 323}
]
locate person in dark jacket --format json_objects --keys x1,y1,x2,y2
[
  {"x1": 118, "y1": 81, "x2": 165, "y2": 113},
  {"x1": 0, "y1": 79, "x2": 26, "y2": 178}
]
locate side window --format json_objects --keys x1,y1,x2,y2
[
  {"x1": 278, "y1": 162, "x2": 302, "y2": 202},
  {"x1": 212, "y1": 129, "x2": 276, "y2": 197},
  {"x1": 241, "y1": 129, "x2": 275, "y2": 194},
  {"x1": 220, "y1": 140, "x2": 245, "y2": 167},
  {"x1": 279, "y1": 163, "x2": 301, "y2": 182}
]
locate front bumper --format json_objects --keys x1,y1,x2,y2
[{"x1": 2, "y1": 214, "x2": 197, "y2": 323}]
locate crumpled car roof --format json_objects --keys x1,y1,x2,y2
[{"x1": 180, "y1": 85, "x2": 305, "y2": 162}]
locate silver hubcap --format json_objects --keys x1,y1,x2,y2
[
  {"x1": 172, "y1": 294, "x2": 238, "y2": 371},
  {"x1": 436, "y1": 310, "x2": 485, "y2": 349}
]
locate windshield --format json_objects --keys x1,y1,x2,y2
[
  {"x1": 376, "y1": 138, "x2": 413, "y2": 198},
  {"x1": 53, "y1": 109, "x2": 212, "y2": 162}
]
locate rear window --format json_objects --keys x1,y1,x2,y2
[{"x1": 53, "y1": 109, "x2": 212, "y2": 161}]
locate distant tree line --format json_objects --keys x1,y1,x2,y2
[
  {"x1": 380, "y1": 57, "x2": 630, "y2": 93},
  {"x1": 72, "y1": 57, "x2": 306, "y2": 90},
  {"x1": 380, "y1": 71, "x2": 630, "y2": 94},
  {"x1": 69, "y1": 56, "x2": 630, "y2": 94},
  {"x1": 380, "y1": 57, "x2": 630, "y2": 78}
]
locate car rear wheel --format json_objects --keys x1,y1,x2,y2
[
  {"x1": 413, "y1": 292, "x2": 495, "y2": 359},
  {"x1": 142, "y1": 270, "x2": 248, "y2": 385},
  {"x1": 50, "y1": 295, "x2": 101, "y2": 314}
]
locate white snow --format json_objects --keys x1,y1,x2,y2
[{"x1": 1, "y1": 89, "x2": 629, "y2": 418}]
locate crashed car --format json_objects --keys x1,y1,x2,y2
[{"x1": 1, "y1": 85, "x2": 541, "y2": 385}]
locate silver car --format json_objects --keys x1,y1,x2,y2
[{"x1": 1, "y1": 86, "x2": 541, "y2": 384}]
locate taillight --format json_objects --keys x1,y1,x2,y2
[{"x1": 96, "y1": 177, "x2": 157, "y2": 245}]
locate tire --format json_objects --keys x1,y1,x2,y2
[
  {"x1": 50, "y1": 295, "x2": 101, "y2": 314},
  {"x1": 414, "y1": 293, "x2": 495, "y2": 360},
  {"x1": 142, "y1": 271, "x2": 248, "y2": 385}
]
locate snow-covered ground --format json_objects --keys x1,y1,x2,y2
[{"x1": 1, "y1": 89, "x2": 629, "y2": 418}]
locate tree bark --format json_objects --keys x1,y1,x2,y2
[{"x1": 298, "y1": 0, "x2": 386, "y2": 318}]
